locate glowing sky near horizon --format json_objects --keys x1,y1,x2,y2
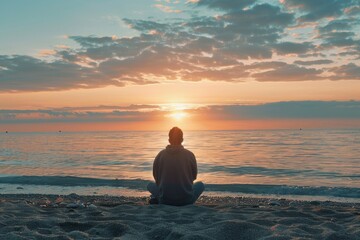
[{"x1": 0, "y1": 0, "x2": 360, "y2": 130}]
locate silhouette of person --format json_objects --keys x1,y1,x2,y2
[{"x1": 147, "y1": 127, "x2": 205, "y2": 206}]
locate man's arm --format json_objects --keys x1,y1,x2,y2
[
  {"x1": 153, "y1": 152, "x2": 161, "y2": 185},
  {"x1": 191, "y1": 153, "x2": 198, "y2": 181}
]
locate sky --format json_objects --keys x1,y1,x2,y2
[{"x1": 1, "y1": 0, "x2": 360, "y2": 131}]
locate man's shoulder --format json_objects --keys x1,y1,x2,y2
[
  {"x1": 182, "y1": 147, "x2": 193, "y2": 153},
  {"x1": 183, "y1": 148, "x2": 196, "y2": 157},
  {"x1": 156, "y1": 149, "x2": 167, "y2": 156}
]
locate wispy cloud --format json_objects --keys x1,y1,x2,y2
[
  {"x1": 154, "y1": 4, "x2": 182, "y2": 13},
  {"x1": 1, "y1": 101, "x2": 359, "y2": 124},
  {"x1": 198, "y1": 101, "x2": 360, "y2": 120},
  {"x1": 38, "y1": 49, "x2": 57, "y2": 57},
  {"x1": 294, "y1": 60, "x2": 333, "y2": 66}
]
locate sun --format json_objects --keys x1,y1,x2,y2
[{"x1": 168, "y1": 112, "x2": 188, "y2": 121}]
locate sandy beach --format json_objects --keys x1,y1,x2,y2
[{"x1": 0, "y1": 194, "x2": 359, "y2": 240}]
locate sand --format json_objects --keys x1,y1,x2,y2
[{"x1": 0, "y1": 194, "x2": 359, "y2": 240}]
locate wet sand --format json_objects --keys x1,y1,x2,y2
[{"x1": 0, "y1": 194, "x2": 359, "y2": 240}]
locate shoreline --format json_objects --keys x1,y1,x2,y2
[
  {"x1": 1, "y1": 194, "x2": 359, "y2": 239},
  {"x1": 1, "y1": 193, "x2": 360, "y2": 207},
  {"x1": 1, "y1": 175, "x2": 359, "y2": 203}
]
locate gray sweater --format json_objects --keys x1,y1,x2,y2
[{"x1": 153, "y1": 145, "x2": 197, "y2": 205}]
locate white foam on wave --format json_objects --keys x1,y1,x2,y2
[{"x1": 0, "y1": 175, "x2": 359, "y2": 203}]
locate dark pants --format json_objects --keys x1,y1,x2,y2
[{"x1": 147, "y1": 181, "x2": 205, "y2": 204}]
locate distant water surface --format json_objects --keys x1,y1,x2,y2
[{"x1": 0, "y1": 129, "x2": 359, "y2": 200}]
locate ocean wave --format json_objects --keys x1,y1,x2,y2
[
  {"x1": 200, "y1": 165, "x2": 360, "y2": 179},
  {"x1": 0, "y1": 176, "x2": 359, "y2": 199}
]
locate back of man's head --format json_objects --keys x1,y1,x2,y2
[{"x1": 169, "y1": 127, "x2": 183, "y2": 145}]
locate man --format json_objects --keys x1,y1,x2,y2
[{"x1": 147, "y1": 127, "x2": 205, "y2": 206}]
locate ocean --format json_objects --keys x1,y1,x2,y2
[{"x1": 1, "y1": 129, "x2": 359, "y2": 202}]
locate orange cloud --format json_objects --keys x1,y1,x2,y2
[{"x1": 38, "y1": 49, "x2": 56, "y2": 57}]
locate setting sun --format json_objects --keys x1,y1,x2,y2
[{"x1": 168, "y1": 112, "x2": 188, "y2": 121}]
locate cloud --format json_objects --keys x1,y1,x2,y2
[
  {"x1": 329, "y1": 63, "x2": 360, "y2": 80},
  {"x1": 211, "y1": 4, "x2": 294, "y2": 45},
  {"x1": 283, "y1": 0, "x2": 356, "y2": 22},
  {"x1": 195, "y1": 0, "x2": 257, "y2": 10},
  {"x1": 318, "y1": 19, "x2": 357, "y2": 33},
  {"x1": 181, "y1": 65, "x2": 250, "y2": 81},
  {"x1": 294, "y1": 59, "x2": 333, "y2": 66},
  {"x1": 316, "y1": 18, "x2": 360, "y2": 53},
  {"x1": 55, "y1": 45, "x2": 70, "y2": 50},
  {"x1": 196, "y1": 101, "x2": 360, "y2": 120},
  {"x1": 54, "y1": 104, "x2": 161, "y2": 112},
  {"x1": 321, "y1": 32, "x2": 358, "y2": 48},
  {"x1": 0, "y1": 0, "x2": 360, "y2": 92},
  {"x1": 0, "y1": 108, "x2": 160, "y2": 124},
  {"x1": 251, "y1": 63, "x2": 323, "y2": 81},
  {"x1": 0, "y1": 55, "x2": 111, "y2": 92},
  {"x1": 122, "y1": 19, "x2": 172, "y2": 33},
  {"x1": 38, "y1": 49, "x2": 57, "y2": 57},
  {"x1": 1, "y1": 101, "x2": 359, "y2": 124},
  {"x1": 345, "y1": 5, "x2": 360, "y2": 15},
  {"x1": 273, "y1": 42, "x2": 314, "y2": 55},
  {"x1": 69, "y1": 36, "x2": 117, "y2": 48},
  {"x1": 154, "y1": 4, "x2": 182, "y2": 13}
]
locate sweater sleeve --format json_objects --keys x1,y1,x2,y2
[
  {"x1": 191, "y1": 153, "x2": 198, "y2": 181},
  {"x1": 153, "y1": 152, "x2": 161, "y2": 185}
]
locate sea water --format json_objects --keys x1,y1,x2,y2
[{"x1": 0, "y1": 129, "x2": 359, "y2": 202}]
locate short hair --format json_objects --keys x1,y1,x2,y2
[{"x1": 169, "y1": 127, "x2": 183, "y2": 144}]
